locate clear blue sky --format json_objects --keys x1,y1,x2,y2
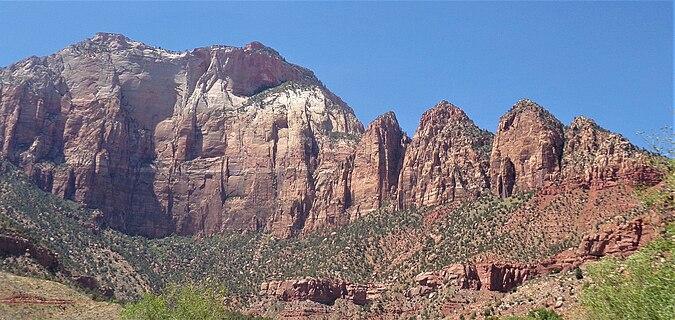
[{"x1": 0, "y1": 1, "x2": 672, "y2": 148}]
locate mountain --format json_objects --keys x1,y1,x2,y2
[
  {"x1": 0, "y1": 34, "x2": 661, "y2": 241},
  {"x1": 0, "y1": 33, "x2": 363, "y2": 238},
  {"x1": 0, "y1": 33, "x2": 671, "y2": 319}
]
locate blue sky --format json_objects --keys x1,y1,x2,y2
[{"x1": 0, "y1": 1, "x2": 672, "y2": 148}]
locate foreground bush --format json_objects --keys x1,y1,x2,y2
[
  {"x1": 500, "y1": 308, "x2": 563, "y2": 320},
  {"x1": 581, "y1": 222, "x2": 675, "y2": 320},
  {"x1": 120, "y1": 284, "x2": 265, "y2": 320}
]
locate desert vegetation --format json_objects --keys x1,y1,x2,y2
[{"x1": 580, "y1": 222, "x2": 674, "y2": 320}]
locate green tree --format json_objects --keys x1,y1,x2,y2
[{"x1": 120, "y1": 284, "x2": 266, "y2": 320}]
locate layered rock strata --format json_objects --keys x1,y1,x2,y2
[
  {"x1": 411, "y1": 214, "x2": 667, "y2": 295},
  {"x1": 259, "y1": 278, "x2": 386, "y2": 305}
]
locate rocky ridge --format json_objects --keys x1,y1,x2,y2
[
  {"x1": 0, "y1": 34, "x2": 662, "y2": 240},
  {"x1": 410, "y1": 214, "x2": 666, "y2": 296}
]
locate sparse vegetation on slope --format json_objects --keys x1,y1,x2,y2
[
  {"x1": 0, "y1": 271, "x2": 120, "y2": 320},
  {"x1": 0, "y1": 153, "x2": 669, "y2": 319}
]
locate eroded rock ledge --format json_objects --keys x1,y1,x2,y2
[
  {"x1": 409, "y1": 214, "x2": 668, "y2": 296},
  {"x1": 259, "y1": 278, "x2": 387, "y2": 305}
]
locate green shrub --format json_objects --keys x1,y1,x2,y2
[
  {"x1": 581, "y1": 223, "x2": 675, "y2": 320},
  {"x1": 120, "y1": 292, "x2": 170, "y2": 320},
  {"x1": 502, "y1": 308, "x2": 563, "y2": 320},
  {"x1": 120, "y1": 284, "x2": 265, "y2": 320},
  {"x1": 574, "y1": 267, "x2": 583, "y2": 280}
]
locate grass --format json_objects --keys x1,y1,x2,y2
[
  {"x1": 580, "y1": 222, "x2": 675, "y2": 320},
  {"x1": 0, "y1": 271, "x2": 120, "y2": 320}
]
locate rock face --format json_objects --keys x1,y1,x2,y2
[
  {"x1": 410, "y1": 264, "x2": 481, "y2": 296},
  {"x1": 411, "y1": 214, "x2": 668, "y2": 296},
  {"x1": 259, "y1": 278, "x2": 381, "y2": 305},
  {"x1": 398, "y1": 101, "x2": 493, "y2": 209},
  {"x1": 489, "y1": 99, "x2": 565, "y2": 198},
  {"x1": 350, "y1": 112, "x2": 409, "y2": 215},
  {"x1": 0, "y1": 234, "x2": 59, "y2": 271},
  {"x1": 308, "y1": 112, "x2": 409, "y2": 229},
  {"x1": 411, "y1": 262, "x2": 534, "y2": 295},
  {"x1": 576, "y1": 216, "x2": 659, "y2": 259},
  {"x1": 0, "y1": 33, "x2": 363, "y2": 238},
  {"x1": 560, "y1": 116, "x2": 660, "y2": 190},
  {"x1": 475, "y1": 263, "x2": 536, "y2": 292}
]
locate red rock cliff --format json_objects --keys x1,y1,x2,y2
[
  {"x1": 0, "y1": 33, "x2": 364, "y2": 238},
  {"x1": 397, "y1": 101, "x2": 493, "y2": 209},
  {"x1": 308, "y1": 112, "x2": 409, "y2": 230},
  {"x1": 489, "y1": 99, "x2": 565, "y2": 198}
]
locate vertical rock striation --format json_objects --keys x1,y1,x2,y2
[
  {"x1": 0, "y1": 33, "x2": 363, "y2": 238},
  {"x1": 489, "y1": 99, "x2": 565, "y2": 198},
  {"x1": 397, "y1": 101, "x2": 493, "y2": 209},
  {"x1": 0, "y1": 33, "x2": 664, "y2": 238},
  {"x1": 308, "y1": 112, "x2": 409, "y2": 230}
]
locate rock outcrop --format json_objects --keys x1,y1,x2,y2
[
  {"x1": 308, "y1": 112, "x2": 409, "y2": 230},
  {"x1": 411, "y1": 214, "x2": 669, "y2": 296},
  {"x1": 0, "y1": 33, "x2": 363, "y2": 238},
  {"x1": 0, "y1": 234, "x2": 59, "y2": 271},
  {"x1": 576, "y1": 216, "x2": 660, "y2": 259},
  {"x1": 411, "y1": 262, "x2": 535, "y2": 295},
  {"x1": 398, "y1": 101, "x2": 493, "y2": 209},
  {"x1": 489, "y1": 99, "x2": 565, "y2": 198},
  {"x1": 560, "y1": 116, "x2": 661, "y2": 190},
  {"x1": 259, "y1": 278, "x2": 384, "y2": 305}
]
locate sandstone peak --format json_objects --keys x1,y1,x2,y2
[
  {"x1": 308, "y1": 110, "x2": 408, "y2": 229},
  {"x1": 568, "y1": 116, "x2": 608, "y2": 133},
  {"x1": 423, "y1": 100, "x2": 470, "y2": 121},
  {"x1": 243, "y1": 41, "x2": 284, "y2": 59},
  {"x1": 490, "y1": 100, "x2": 565, "y2": 198},
  {"x1": 244, "y1": 41, "x2": 267, "y2": 49},
  {"x1": 499, "y1": 99, "x2": 561, "y2": 131},
  {"x1": 81, "y1": 32, "x2": 140, "y2": 50},
  {"x1": 91, "y1": 32, "x2": 131, "y2": 43},
  {"x1": 398, "y1": 100, "x2": 493, "y2": 208},
  {"x1": 366, "y1": 111, "x2": 399, "y2": 130}
]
